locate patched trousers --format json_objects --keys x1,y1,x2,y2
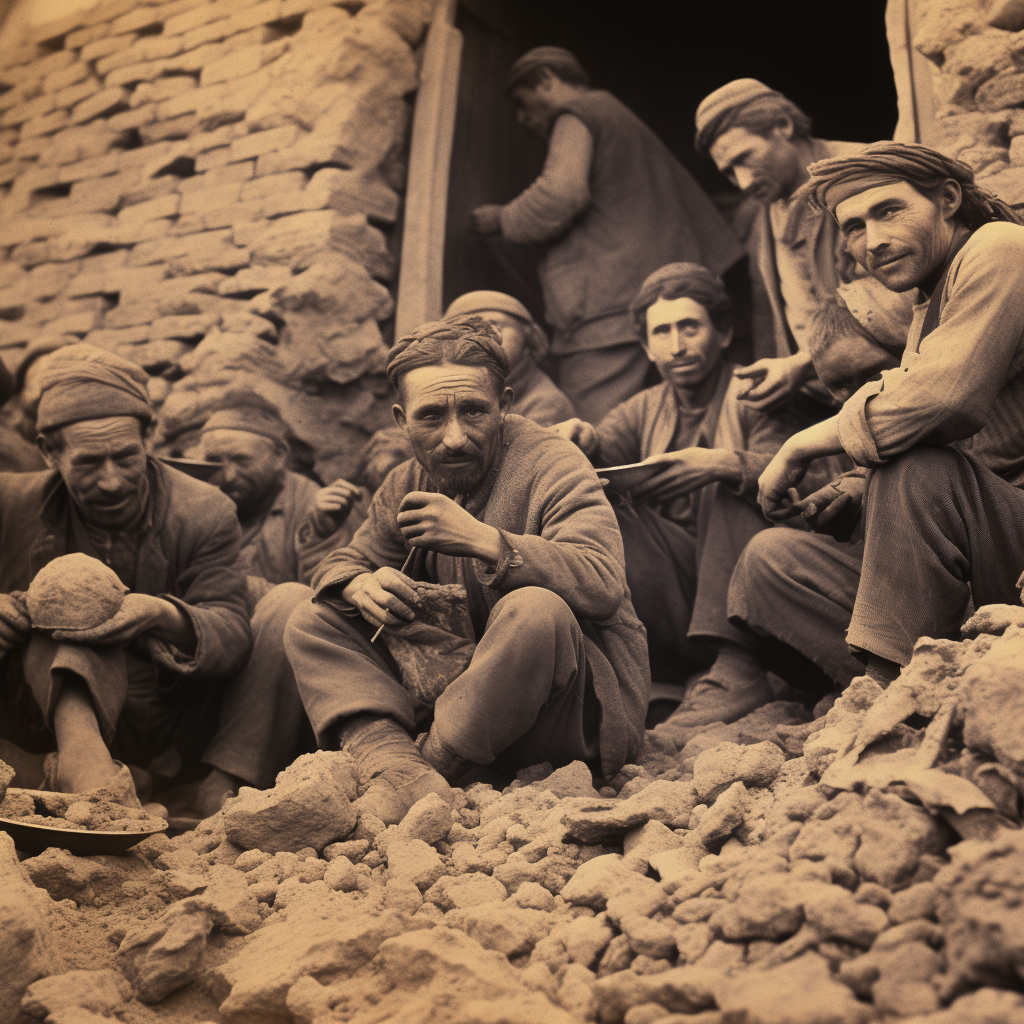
[
  {"x1": 728, "y1": 446, "x2": 1024, "y2": 690},
  {"x1": 285, "y1": 586, "x2": 600, "y2": 775}
]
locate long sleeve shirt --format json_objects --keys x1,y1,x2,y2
[{"x1": 838, "y1": 222, "x2": 1024, "y2": 486}]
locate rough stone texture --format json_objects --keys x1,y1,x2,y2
[
  {"x1": 693, "y1": 741, "x2": 785, "y2": 803},
  {"x1": 20, "y1": 969, "x2": 130, "y2": 1020}
]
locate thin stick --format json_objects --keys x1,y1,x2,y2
[{"x1": 370, "y1": 547, "x2": 416, "y2": 643}]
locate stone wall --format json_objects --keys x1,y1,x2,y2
[
  {"x1": 914, "y1": 0, "x2": 1024, "y2": 205},
  {"x1": 0, "y1": 0, "x2": 438, "y2": 482}
]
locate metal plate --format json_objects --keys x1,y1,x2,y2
[
  {"x1": 0, "y1": 816, "x2": 167, "y2": 856},
  {"x1": 596, "y1": 456, "x2": 676, "y2": 492}
]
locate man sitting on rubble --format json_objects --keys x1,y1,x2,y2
[
  {"x1": 284, "y1": 318, "x2": 649, "y2": 824},
  {"x1": 0, "y1": 345, "x2": 252, "y2": 806},
  {"x1": 731, "y1": 142, "x2": 1024, "y2": 691},
  {"x1": 554, "y1": 263, "x2": 825, "y2": 727}
]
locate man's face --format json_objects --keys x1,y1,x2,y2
[
  {"x1": 45, "y1": 416, "x2": 149, "y2": 531},
  {"x1": 198, "y1": 428, "x2": 287, "y2": 518},
  {"x1": 645, "y1": 296, "x2": 730, "y2": 391},
  {"x1": 477, "y1": 310, "x2": 529, "y2": 366},
  {"x1": 510, "y1": 81, "x2": 559, "y2": 137},
  {"x1": 709, "y1": 124, "x2": 805, "y2": 204},
  {"x1": 393, "y1": 363, "x2": 512, "y2": 497},
  {"x1": 835, "y1": 181, "x2": 957, "y2": 293}
]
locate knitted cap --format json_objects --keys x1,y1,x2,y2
[
  {"x1": 444, "y1": 291, "x2": 534, "y2": 324},
  {"x1": 694, "y1": 78, "x2": 780, "y2": 154},
  {"x1": 201, "y1": 391, "x2": 289, "y2": 445}
]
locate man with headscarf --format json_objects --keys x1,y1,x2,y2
[
  {"x1": 470, "y1": 47, "x2": 744, "y2": 424},
  {"x1": 285, "y1": 318, "x2": 649, "y2": 825},
  {"x1": 0, "y1": 345, "x2": 252, "y2": 805},
  {"x1": 695, "y1": 79, "x2": 914, "y2": 407},
  {"x1": 554, "y1": 263, "x2": 829, "y2": 727},
  {"x1": 728, "y1": 142, "x2": 1024, "y2": 692}
]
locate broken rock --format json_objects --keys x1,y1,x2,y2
[{"x1": 693, "y1": 740, "x2": 785, "y2": 804}]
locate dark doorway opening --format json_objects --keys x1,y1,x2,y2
[{"x1": 443, "y1": 0, "x2": 898, "y2": 324}]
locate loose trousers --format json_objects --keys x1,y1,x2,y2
[
  {"x1": 285, "y1": 586, "x2": 600, "y2": 775},
  {"x1": 728, "y1": 446, "x2": 1024, "y2": 690}
]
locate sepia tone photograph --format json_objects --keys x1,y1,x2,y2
[{"x1": 1, "y1": 0, "x2": 1023, "y2": 1021}]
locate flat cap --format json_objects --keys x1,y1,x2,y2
[{"x1": 506, "y1": 46, "x2": 588, "y2": 93}]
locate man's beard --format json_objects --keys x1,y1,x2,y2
[{"x1": 429, "y1": 458, "x2": 488, "y2": 498}]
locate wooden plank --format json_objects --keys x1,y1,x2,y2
[{"x1": 394, "y1": 0, "x2": 462, "y2": 338}]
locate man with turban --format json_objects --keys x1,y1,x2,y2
[
  {"x1": 695, "y1": 79, "x2": 914, "y2": 407},
  {"x1": 285, "y1": 318, "x2": 649, "y2": 824},
  {"x1": 0, "y1": 345, "x2": 252, "y2": 807},
  {"x1": 554, "y1": 264, "x2": 831, "y2": 727},
  {"x1": 728, "y1": 142, "x2": 1024, "y2": 692},
  {"x1": 470, "y1": 47, "x2": 744, "y2": 424}
]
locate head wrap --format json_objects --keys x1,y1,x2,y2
[
  {"x1": 443, "y1": 291, "x2": 549, "y2": 359},
  {"x1": 629, "y1": 262, "x2": 733, "y2": 335},
  {"x1": 694, "y1": 78, "x2": 781, "y2": 155},
  {"x1": 14, "y1": 334, "x2": 74, "y2": 396},
  {"x1": 506, "y1": 46, "x2": 589, "y2": 94},
  {"x1": 800, "y1": 141, "x2": 1024, "y2": 227},
  {"x1": 387, "y1": 317, "x2": 511, "y2": 391},
  {"x1": 201, "y1": 391, "x2": 289, "y2": 446},
  {"x1": 36, "y1": 343, "x2": 152, "y2": 432}
]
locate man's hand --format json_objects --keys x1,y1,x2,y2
[
  {"x1": 341, "y1": 568, "x2": 420, "y2": 629},
  {"x1": 469, "y1": 204, "x2": 503, "y2": 235},
  {"x1": 551, "y1": 418, "x2": 598, "y2": 457},
  {"x1": 757, "y1": 441, "x2": 812, "y2": 521},
  {"x1": 630, "y1": 448, "x2": 736, "y2": 503},
  {"x1": 313, "y1": 478, "x2": 363, "y2": 532},
  {"x1": 52, "y1": 593, "x2": 171, "y2": 645},
  {"x1": 396, "y1": 492, "x2": 502, "y2": 564},
  {"x1": 0, "y1": 591, "x2": 31, "y2": 655},
  {"x1": 735, "y1": 351, "x2": 816, "y2": 410},
  {"x1": 789, "y1": 473, "x2": 867, "y2": 541}
]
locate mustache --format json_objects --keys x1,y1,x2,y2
[{"x1": 868, "y1": 248, "x2": 912, "y2": 270}]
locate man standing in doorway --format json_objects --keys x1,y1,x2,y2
[{"x1": 471, "y1": 46, "x2": 744, "y2": 424}]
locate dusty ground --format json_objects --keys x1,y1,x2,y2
[{"x1": 5, "y1": 604, "x2": 1024, "y2": 1024}]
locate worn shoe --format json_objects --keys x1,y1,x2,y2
[
  {"x1": 418, "y1": 728, "x2": 471, "y2": 784},
  {"x1": 663, "y1": 645, "x2": 773, "y2": 731}
]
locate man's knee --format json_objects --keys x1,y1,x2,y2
[
  {"x1": 252, "y1": 582, "x2": 313, "y2": 632},
  {"x1": 732, "y1": 528, "x2": 801, "y2": 594},
  {"x1": 489, "y1": 587, "x2": 575, "y2": 632},
  {"x1": 871, "y1": 446, "x2": 965, "y2": 502}
]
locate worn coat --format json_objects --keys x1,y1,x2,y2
[
  {"x1": 312, "y1": 414, "x2": 650, "y2": 776},
  {"x1": 0, "y1": 460, "x2": 251, "y2": 686}
]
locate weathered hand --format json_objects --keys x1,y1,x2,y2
[
  {"x1": 758, "y1": 444, "x2": 812, "y2": 520},
  {"x1": 790, "y1": 473, "x2": 867, "y2": 541},
  {"x1": 551, "y1": 418, "x2": 598, "y2": 456},
  {"x1": 52, "y1": 593, "x2": 167, "y2": 645},
  {"x1": 314, "y1": 478, "x2": 363, "y2": 526},
  {"x1": 0, "y1": 591, "x2": 31, "y2": 655},
  {"x1": 469, "y1": 204, "x2": 503, "y2": 235},
  {"x1": 341, "y1": 568, "x2": 420, "y2": 629},
  {"x1": 631, "y1": 448, "x2": 729, "y2": 502},
  {"x1": 396, "y1": 491, "x2": 501, "y2": 563},
  {"x1": 735, "y1": 352, "x2": 814, "y2": 410}
]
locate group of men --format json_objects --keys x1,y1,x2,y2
[{"x1": 1, "y1": 46, "x2": 1022, "y2": 826}]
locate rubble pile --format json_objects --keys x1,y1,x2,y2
[
  {"x1": 0, "y1": 0, "x2": 438, "y2": 481},
  {"x1": 914, "y1": 0, "x2": 1024, "y2": 205},
  {"x1": 3, "y1": 606, "x2": 1024, "y2": 1024}
]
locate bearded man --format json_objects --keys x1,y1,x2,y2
[
  {"x1": 728, "y1": 142, "x2": 1024, "y2": 691},
  {"x1": 0, "y1": 345, "x2": 251, "y2": 804},
  {"x1": 285, "y1": 318, "x2": 649, "y2": 824},
  {"x1": 471, "y1": 47, "x2": 743, "y2": 423}
]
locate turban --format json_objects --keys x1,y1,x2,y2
[
  {"x1": 800, "y1": 141, "x2": 1023, "y2": 226},
  {"x1": 629, "y1": 262, "x2": 732, "y2": 334},
  {"x1": 201, "y1": 392, "x2": 289, "y2": 446},
  {"x1": 387, "y1": 317, "x2": 510, "y2": 391},
  {"x1": 443, "y1": 291, "x2": 548, "y2": 359},
  {"x1": 14, "y1": 333, "x2": 74, "y2": 396},
  {"x1": 694, "y1": 78, "x2": 782, "y2": 155},
  {"x1": 36, "y1": 343, "x2": 152, "y2": 432},
  {"x1": 506, "y1": 46, "x2": 588, "y2": 93}
]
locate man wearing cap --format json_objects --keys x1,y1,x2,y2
[
  {"x1": 0, "y1": 344, "x2": 252, "y2": 804},
  {"x1": 285, "y1": 318, "x2": 649, "y2": 824},
  {"x1": 695, "y1": 79, "x2": 914, "y2": 408},
  {"x1": 196, "y1": 390, "x2": 367, "y2": 598},
  {"x1": 729, "y1": 142, "x2": 1024, "y2": 691},
  {"x1": 554, "y1": 263, "x2": 826, "y2": 726},
  {"x1": 470, "y1": 47, "x2": 743, "y2": 424}
]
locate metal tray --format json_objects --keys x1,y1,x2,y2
[{"x1": 0, "y1": 815, "x2": 167, "y2": 856}]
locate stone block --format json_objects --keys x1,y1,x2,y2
[
  {"x1": 179, "y1": 162, "x2": 255, "y2": 193},
  {"x1": 163, "y1": 4, "x2": 229, "y2": 36},
  {"x1": 55, "y1": 77, "x2": 105, "y2": 111},
  {"x1": 129, "y1": 229, "x2": 251, "y2": 275},
  {"x1": 97, "y1": 35, "x2": 185, "y2": 77},
  {"x1": 195, "y1": 146, "x2": 231, "y2": 172},
  {"x1": 57, "y1": 151, "x2": 123, "y2": 183},
  {"x1": 43, "y1": 61, "x2": 90, "y2": 94},
  {"x1": 254, "y1": 132, "x2": 351, "y2": 175},
  {"x1": 1, "y1": 92, "x2": 58, "y2": 129},
  {"x1": 65, "y1": 23, "x2": 112, "y2": 50},
  {"x1": 68, "y1": 175, "x2": 125, "y2": 212},
  {"x1": 989, "y1": 0, "x2": 1024, "y2": 31},
  {"x1": 139, "y1": 113, "x2": 200, "y2": 143},
  {"x1": 280, "y1": 0, "x2": 345, "y2": 15},
  {"x1": 111, "y1": 4, "x2": 167, "y2": 35},
  {"x1": 108, "y1": 104, "x2": 157, "y2": 132},
  {"x1": 21, "y1": 969, "x2": 131, "y2": 1020},
  {"x1": 230, "y1": 124, "x2": 300, "y2": 163},
  {"x1": 86, "y1": 325, "x2": 152, "y2": 349},
  {"x1": 200, "y1": 43, "x2": 270, "y2": 87},
  {"x1": 19, "y1": 109, "x2": 70, "y2": 139},
  {"x1": 1010, "y1": 134, "x2": 1024, "y2": 163},
  {"x1": 225, "y1": 0, "x2": 284, "y2": 35},
  {"x1": 71, "y1": 86, "x2": 130, "y2": 125},
  {"x1": 129, "y1": 75, "x2": 196, "y2": 109},
  {"x1": 976, "y1": 70, "x2": 1024, "y2": 110},
  {"x1": 81, "y1": 34, "x2": 137, "y2": 64}
]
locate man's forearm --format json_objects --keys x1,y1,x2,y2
[
  {"x1": 150, "y1": 598, "x2": 197, "y2": 654},
  {"x1": 787, "y1": 415, "x2": 845, "y2": 463}
]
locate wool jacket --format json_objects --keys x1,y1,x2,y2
[
  {"x1": 0, "y1": 459, "x2": 252, "y2": 685},
  {"x1": 312, "y1": 414, "x2": 651, "y2": 776}
]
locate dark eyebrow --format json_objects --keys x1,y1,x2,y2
[
  {"x1": 652, "y1": 317, "x2": 702, "y2": 331},
  {"x1": 841, "y1": 198, "x2": 906, "y2": 233}
]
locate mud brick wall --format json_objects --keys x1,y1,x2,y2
[
  {"x1": 914, "y1": 0, "x2": 1024, "y2": 206},
  {"x1": 0, "y1": 0, "x2": 437, "y2": 482}
]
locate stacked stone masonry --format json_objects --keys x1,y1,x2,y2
[
  {"x1": 0, "y1": 0, "x2": 439, "y2": 481},
  {"x1": 915, "y1": 0, "x2": 1024, "y2": 205}
]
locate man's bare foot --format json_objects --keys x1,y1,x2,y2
[{"x1": 194, "y1": 767, "x2": 243, "y2": 820}]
